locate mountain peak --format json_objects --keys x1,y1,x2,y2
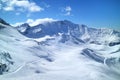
[
  {"x1": 19, "y1": 23, "x2": 30, "y2": 27},
  {"x1": 63, "y1": 20, "x2": 73, "y2": 23},
  {"x1": 0, "y1": 18, "x2": 10, "y2": 26},
  {"x1": 17, "y1": 23, "x2": 30, "y2": 33},
  {"x1": 80, "y1": 24, "x2": 88, "y2": 28}
]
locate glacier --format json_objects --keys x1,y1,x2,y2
[{"x1": 0, "y1": 18, "x2": 120, "y2": 80}]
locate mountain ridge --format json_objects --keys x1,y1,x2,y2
[{"x1": 16, "y1": 19, "x2": 120, "y2": 46}]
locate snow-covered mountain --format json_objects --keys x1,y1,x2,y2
[{"x1": 0, "y1": 18, "x2": 120, "y2": 80}]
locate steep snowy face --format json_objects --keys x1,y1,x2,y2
[
  {"x1": 0, "y1": 20, "x2": 54, "y2": 75},
  {"x1": 0, "y1": 20, "x2": 31, "y2": 74},
  {"x1": 0, "y1": 23, "x2": 19, "y2": 74}
]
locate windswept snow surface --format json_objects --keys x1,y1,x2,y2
[{"x1": 0, "y1": 20, "x2": 120, "y2": 80}]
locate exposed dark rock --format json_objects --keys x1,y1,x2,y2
[
  {"x1": 0, "y1": 18, "x2": 10, "y2": 26},
  {"x1": 0, "y1": 52, "x2": 14, "y2": 75},
  {"x1": 105, "y1": 57, "x2": 120, "y2": 67},
  {"x1": 81, "y1": 48, "x2": 105, "y2": 63},
  {"x1": 0, "y1": 63, "x2": 7, "y2": 75},
  {"x1": 109, "y1": 42, "x2": 120, "y2": 46}
]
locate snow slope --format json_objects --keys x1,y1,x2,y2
[
  {"x1": 0, "y1": 18, "x2": 120, "y2": 80},
  {"x1": 0, "y1": 20, "x2": 54, "y2": 75}
]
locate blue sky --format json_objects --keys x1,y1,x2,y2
[{"x1": 0, "y1": 0, "x2": 120, "y2": 29}]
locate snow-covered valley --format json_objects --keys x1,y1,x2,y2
[{"x1": 0, "y1": 18, "x2": 120, "y2": 80}]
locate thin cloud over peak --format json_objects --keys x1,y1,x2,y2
[
  {"x1": 12, "y1": 18, "x2": 57, "y2": 27},
  {"x1": 27, "y1": 18, "x2": 57, "y2": 26}
]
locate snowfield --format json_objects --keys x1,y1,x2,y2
[{"x1": 0, "y1": 19, "x2": 120, "y2": 80}]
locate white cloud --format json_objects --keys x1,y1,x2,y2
[
  {"x1": 0, "y1": 0, "x2": 43, "y2": 12},
  {"x1": 65, "y1": 6, "x2": 72, "y2": 16},
  {"x1": 12, "y1": 18, "x2": 57, "y2": 27},
  {"x1": 65, "y1": 6, "x2": 72, "y2": 12},
  {"x1": 28, "y1": 3, "x2": 43, "y2": 12},
  {"x1": 26, "y1": 19, "x2": 34, "y2": 24},
  {"x1": 0, "y1": 4, "x2": 2, "y2": 9},
  {"x1": 3, "y1": 6, "x2": 14, "y2": 11},
  {"x1": 61, "y1": 6, "x2": 72, "y2": 16},
  {"x1": 12, "y1": 22, "x2": 24, "y2": 27},
  {"x1": 65, "y1": 11, "x2": 71, "y2": 16},
  {"x1": 42, "y1": 2, "x2": 50, "y2": 8},
  {"x1": 15, "y1": 12, "x2": 20, "y2": 15},
  {"x1": 26, "y1": 18, "x2": 57, "y2": 26}
]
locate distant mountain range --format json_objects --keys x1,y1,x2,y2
[{"x1": 16, "y1": 19, "x2": 120, "y2": 46}]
